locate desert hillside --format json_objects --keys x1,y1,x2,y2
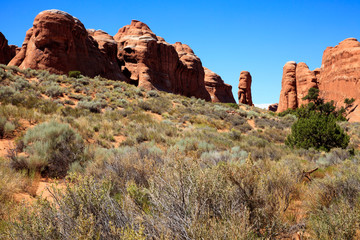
[{"x1": 0, "y1": 64, "x2": 359, "y2": 239}]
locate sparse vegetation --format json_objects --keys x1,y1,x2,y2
[{"x1": 0, "y1": 66, "x2": 358, "y2": 239}]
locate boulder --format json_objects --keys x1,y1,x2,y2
[
  {"x1": 238, "y1": 71, "x2": 253, "y2": 106},
  {"x1": 9, "y1": 10, "x2": 126, "y2": 81},
  {"x1": 268, "y1": 103, "x2": 278, "y2": 112},
  {"x1": 114, "y1": 20, "x2": 211, "y2": 100},
  {"x1": 204, "y1": 67, "x2": 236, "y2": 103},
  {"x1": 0, "y1": 32, "x2": 17, "y2": 64}
]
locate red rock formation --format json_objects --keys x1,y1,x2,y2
[
  {"x1": 268, "y1": 103, "x2": 278, "y2": 112},
  {"x1": 0, "y1": 32, "x2": 17, "y2": 64},
  {"x1": 238, "y1": 71, "x2": 253, "y2": 106},
  {"x1": 204, "y1": 67, "x2": 236, "y2": 103},
  {"x1": 318, "y1": 38, "x2": 360, "y2": 108},
  {"x1": 277, "y1": 61, "x2": 298, "y2": 112},
  {"x1": 9, "y1": 10, "x2": 126, "y2": 81},
  {"x1": 87, "y1": 29, "x2": 118, "y2": 64},
  {"x1": 114, "y1": 20, "x2": 211, "y2": 101},
  {"x1": 295, "y1": 62, "x2": 318, "y2": 107},
  {"x1": 277, "y1": 38, "x2": 360, "y2": 121}
]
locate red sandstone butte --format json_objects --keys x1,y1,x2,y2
[
  {"x1": 9, "y1": 10, "x2": 126, "y2": 81},
  {"x1": 114, "y1": 20, "x2": 211, "y2": 101},
  {"x1": 0, "y1": 32, "x2": 17, "y2": 64},
  {"x1": 238, "y1": 71, "x2": 253, "y2": 106},
  {"x1": 204, "y1": 67, "x2": 236, "y2": 103}
]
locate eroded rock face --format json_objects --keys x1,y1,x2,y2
[
  {"x1": 318, "y1": 38, "x2": 360, "y2": 108},
  {"x1": 114, "y1": 20, "x2": 211, "y2": 100},
  {"x1": 204, "y1": 67, "x2": 236, "y2": 103},
  {"x1": 277, "y1": 38, "x2": 360, "y2": 121},
  {"x1": 9, "y1": 10, "x2": 126, "y2": 81},
  {"x1": 0, "y1": 32, "x2": 17, "y2": 64},
  {"x1": 295, "y1": 62, "x2": 318, "y2": 107},
  {"x1": 87, "y1": 29, "x2": 118, "y2": 63},
  {"x1": 238, "y1": 71, "x2": 253, "y2": 106},
  {"x1": 277, "y1": 61, "x2": 298, "y2": 112}
]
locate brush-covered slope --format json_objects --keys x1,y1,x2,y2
[{"x1": 0, "y1": 65, "x2": 359, "y2": 239}]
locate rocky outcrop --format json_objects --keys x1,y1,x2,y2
[
  {"x1": 204, "y1": 68, "x2": 236, "y2": 103},
  {"x1": 0, "y1": 32, "x2": 17, "y2": 64},
  {"x1": 318, "y1": 38, "x2": 360, "y2": 107},
  {"x1": 87, "y1": 29, "x2": 118, "y2": 64},
  {"x1": 238, "y1": 71, "x2": 253, "y2": 106},
  {"x1": 277, "y1": 38, "x2": 360, "y2": 122},
  {"x1": 268, "y1": 103, "x2": 278, "y2": 112},
  {"x1": 9, "y1": 10, "x2": 126, "y2": 81},
  {"x1": 114, "y1": 20, "x2": 211, "y2": 100},
  {"x1": 277, "y1": 61, "x2": 319, "y2": 112},
  {"x1": 277, "y1": 62, "x2": 298, "y2": 112},
  {"x1": 295, "y1": 62, "x2": 318, "y2": 107},
  {"x1": 7, "y1": 10, "x2": 236, "y2": 103}
]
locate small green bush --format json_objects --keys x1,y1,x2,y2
[{"x1": 68, "y1": 71, "x2": 81, "y2": 78}]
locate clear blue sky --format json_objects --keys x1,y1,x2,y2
[{"x1": 1, "y1": 0, "x2": 360, "y2": 105}]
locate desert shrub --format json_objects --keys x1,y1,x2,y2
[
  {"x1": 77, "y1": 99, "x2": 107, "y2": 113},
  {"x1": 0, "y1": 86, "x2": 16, "y2": 99},
  {"x1": 0, "y1": 117, "x2": 16, "y2": 138},
  {"x1": 5, "y1": 175, "x2": 147, "y2": 239},
  {"x1": 86, "y1": 143, "x2": 163, "y2": 191},
  {"x1": 68, "y1": 71, "x2": 81, "y2": 78},
  {"x1": 44, "y1": 83, "x2": 65, "y2": 97},
  {"x1": 306, "y1": 162, "x2": 360, "y2": 239},
  {"x1": 12, "y1": 76, "x2": 32, "y2": 91},
  {"x1": 149, "y1": 153, "x2": 297, "y2": 238},
  {"x1": 138, "y1": 97, "x2": 171, "y2": 115},
  {"x1": 147, "y1": 90, "x2": 160, "y2": 98},
  {"x1": 10, "y1": 121, "x2": 85, "y2": 177},
  {"x1": 316, "y1": 148, "x2": 350, "y2": 166},
  {"x1": 250, "y1": 127, "x2": 288, "y2": 143},
  {"x1": 22, "y1": 68, "x2": 38, "y2": 78},
  {"x1": 0, "y1": 159, "x2": 26, "y2": 219},
  {"x1": 225, "y1": 102, "x2": 239, "y2": 109}
]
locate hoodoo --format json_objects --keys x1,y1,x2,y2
[{"x1": 238, "y1": 71, "x2": 253, "y2": 106}]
